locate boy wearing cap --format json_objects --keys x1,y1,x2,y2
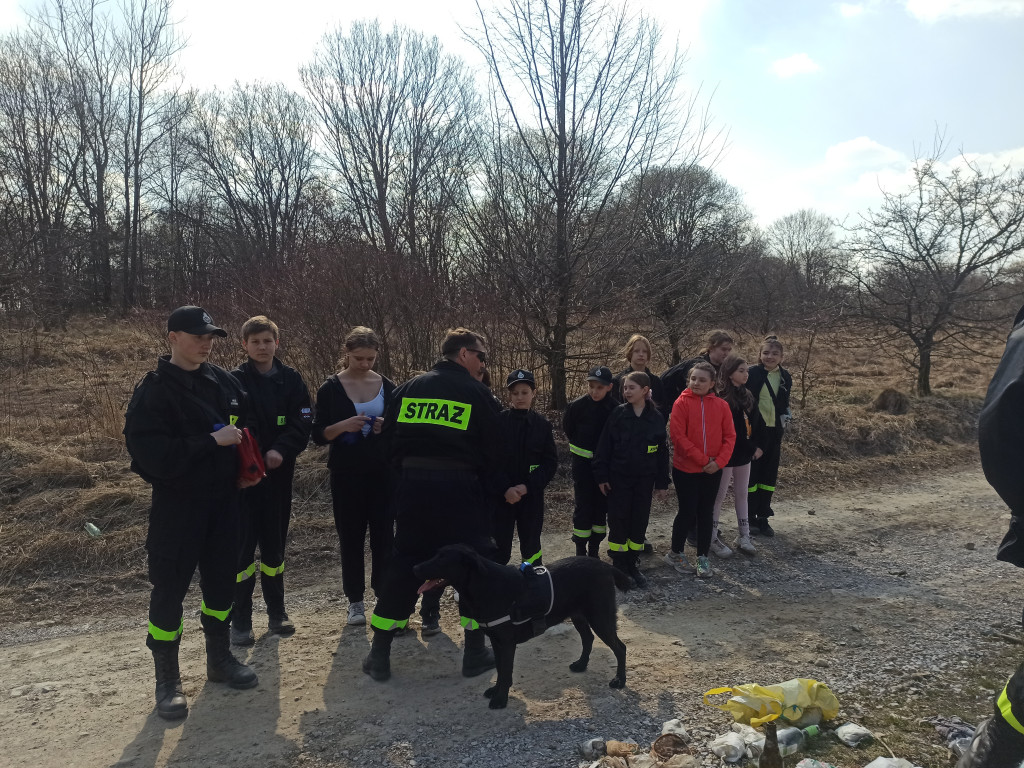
[
  {"x1": 493, "y1": 369, "x2": 558, "y2": 565},
  {"x1": 229, "y1": 316, "x2": 312, "y2": 645},
  {"x1": 124, "y1": 306, "x2": 260, "y2": 721},
  {"x1": 562, "y1": 366, "x2": 616, "y2": 557}
]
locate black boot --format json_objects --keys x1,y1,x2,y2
[
  {"x1": 610, "y1": 552, "x2": 635, "y2": 587},
  {"x1": 587, "y1": 536, "x2": 604, "y2": 559},
  {"x1": 152, "y1": 643, "x2": 188, "y2": 720},
  {"x1": 462, "y1": 627, "x2": 495, "y2": 677},
  {"x1": 573, "y1": 537, "x2": 588, "y2": 556},
  {"x1": 627, "y1": 554, "x2": 648, "y2": 589},
  {"x1": 205, "y1": 628, "x2": 259, "y2": 689},
  {"x1": 267, "y1": 613, "x2": 295, "y2": 636},
  {"x1": 957, "y1": 663, "x2": 1024, "y2": 768},
  {"x1": 362, "y1": 629, "x2": 394, "y2": 681}
]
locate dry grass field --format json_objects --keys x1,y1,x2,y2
[{"x1": 0, "y1": 314, "x2": 991, "y2": 601}]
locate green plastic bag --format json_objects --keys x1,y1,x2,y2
[{"x1": 704, "y1": 678, "x2": 840, "y2": 728}]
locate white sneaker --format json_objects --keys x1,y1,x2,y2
[
  {"x1": 664, "y1": 550, "x2": 694, "y2": 574},
  {"x1": 710, "y1": 535, "x2": 734, "y2": 559},
  {"x1": 347, "y1": 601, "x2": 366, "y2": 626},
  {"x1": 735, "y1": 536, "x2": 757, "y2": 556}
]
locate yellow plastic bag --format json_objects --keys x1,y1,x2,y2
[{"x1": 703, "y1": 678, "x2": 840, "y2": 728}]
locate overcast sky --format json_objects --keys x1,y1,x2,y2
[{"x1": 2, "y1": 0, "x2": 1022, "y2": 226}]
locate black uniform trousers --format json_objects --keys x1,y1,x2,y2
[
  {"x1": 571, "y1": 455, "x2": 608, "y2": 542},
  {"x1": 147, "y1": 493, "x2": 239, "y2": 650},
  {"x1": 331, "y1": 460, "x2": 394, "y2": 604},
  {"x1": 233, "y1": 462, "x2": 295, "y2": 628},
  {"x1": 606, "y1": 472, "x2": 655, "y2": 555},
  {"x1": 671, "y1": 468, "x2": 722, "y2": 557},
  {"x1": 494, "y1": 493, "x2": 544, "y2": 565},
  {"x1": 748, "y1": 425, "x2": 783, "y2": 520},
  {"x1": 371, "y1": 468, "x2": 493, "y2": 631}
]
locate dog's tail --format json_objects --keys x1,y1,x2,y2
[{"x1": 611, "y1": 567, "x2": 633, "y2": 591}]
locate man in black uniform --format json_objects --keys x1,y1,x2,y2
[
  {"x1": 230, "y1": 315, "x2": 312, "y2": 645},
  {"x1": 124, "y1": 306, "x2": 259, "y2": 721},
  {"x1": 362, "y1": 328, "x2": 502, "y2": 682}
]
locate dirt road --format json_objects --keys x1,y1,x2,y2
[{"x1": 2, "y1": 464, "x2": 1021, "y2": 768}]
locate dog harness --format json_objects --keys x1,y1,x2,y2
[{"x1": 475, "y1": 564, "x2": 554, "y2": 636}]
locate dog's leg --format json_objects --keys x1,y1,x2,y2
[
  {"x1": 568, "y1": 614, "x2": 594, "y2": 673},
  {"x1": 589, "y1": 614, "x2": 627, "y2": 689},
  {"x1": 483, "y1": 630, "x2": 514, "y2": 709}
]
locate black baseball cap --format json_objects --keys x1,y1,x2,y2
[
  {"x1": 506, "y1": 369, "x2": 536, "y2": 389},
  {"x1": 167, "y1": 306, "x2": 227, "y2": 337},
  {"x1": 586, "y1": 366, "x2": 613, "y2": 385}
]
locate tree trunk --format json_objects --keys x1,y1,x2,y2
[{"x1": 916, "y1": 339, "x2": 932, "y2": 396}]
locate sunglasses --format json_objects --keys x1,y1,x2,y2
[{"x1": 466, "y1": 348, "x2": 487, "y2": 364}]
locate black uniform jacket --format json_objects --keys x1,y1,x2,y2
[
  {"x1": 661, "y1": 354, "x2": 713, "y2": 408},
  {"x1": 311, "y1": 373, "x2": 397, "y2": 471},
  {"x1": 980, "y1": 306, "x2": 1024, "y2": 566},
  {"x1": 124, "y1": 357, "x2": 248, "y2": 557},
  {"x1": 495, "y1": 409, "x2": 558, "y2": 500},
  {"x1": 563, "y1": 393, "x2": 617, "y2": 457},
  {"x1": 610, "y1": 366, "x2": 669, "y2": 416},
  {"x1": 745, "y1": 363, "x2": 793, "y2": 421},
  {"x1": 381, "y1": 359, "x2": 501, "y2": 473},
  {"x1": 231, "y1": 358, "x2": 312, "y2": 464},
  {"x1": 592, "y1": 402, "x2": 670, "y2": 489},
  {"x1": 725, "y1": 396, "x2": 768, "y2": 467}
]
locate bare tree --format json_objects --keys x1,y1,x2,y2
[
  {"x1": 0, "y1": 30, "x2": 81, "y2": 327},
  {"x1": 622, "y1": 164, "x2": 754, "y2": 364},
  {"x1": 119, "y1": 0, "x2": 185, "y2": 309},
  {"x1": 301, "y1": 21, "x2": 481, "y2": 367},
  {"x1": 849, "y1": 156, "x2": 1024, "y2": 395},
  {"x1": 468, "y1": 0, "x2": 689, "y2": 408},
  {"x1": 187, "y1": 82, "x2": 316, "y2": 275}
]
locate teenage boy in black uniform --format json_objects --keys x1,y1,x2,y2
[
  {"x1": 563, "y1": 366, "x2": 616, "y2": 557},
  {"x1": 493, "y1": 369, "x2": 558, "y2": 566},
  {"x1": 362, "y1": 328, "x2": 502, "y2": 682},
  {"x1": 230, "y1": 315, "x2": 312, "y2": 645},
  {"x1": 124, "y1": 306, "x2": 259, "y2": 721}
]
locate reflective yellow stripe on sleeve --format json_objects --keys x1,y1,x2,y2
[
  {"x1": 999, "y1": 682, "x2": 1024, "y2": 735},
  {"x1": 569, "y1": 444, "x2": 594, "y2": 458}
]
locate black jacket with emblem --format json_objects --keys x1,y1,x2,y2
[
  {"x1": 381, "y1": 359, "x2": 501, "y2": 471},
  {"x1": 231, "y1": 357, "x2": 312, "y2": 466},
  {"x1": 495, "y1": 409, "x2": 558, "y2": 500},
  {"x1": 562, "y1": 393, "x2": 617, "y2": 457},
  {"x1": 610, "y1": 366, "x2": 669, "y2": 415},
  {"x1": 124, "y1": 357, "x2": 249, "y2": 557},
  {"x1": 592, "y1": 401, "x2": 670, "y2": 489}
]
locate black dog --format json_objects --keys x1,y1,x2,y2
[{"x1": 412, "y1": 544, "x2": 631, "y2": 709}]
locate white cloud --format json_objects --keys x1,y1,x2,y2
[
  {"x1": 720, "y1": 136, "x2": 1024, "y2": 226},
  {"x1": 838, "y1": 3, "x2": 865, "y2": 17},
  {"x1": 905, "y1": 0, "x2": 1024, "y2": 22},
  {"x1": 771, "y1": 53, "x2": 821, "y2": 79}
]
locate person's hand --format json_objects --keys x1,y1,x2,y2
[
  {"x1": 753, "y1": 447, "x2": 764, "y2": 460},
  {"x1": 654, "y1": 488, "x2": 668, "y2": 501},
  {"x1": 514, "y1": 484, "x2": 528, "y2": 497},
  {"x1": 338, "y1": 415, "x2": 370, "y2": 433},
  {"x1": 703, "y1": 460, "x2": 719, "y2": 474},
  {"x1": 371, "y1": 417, "x2": 383, "y2": 435},
  {"x1": 598, "y1": 482, "x2": 611, "y2": 496},
  {"x1": 212, "y1": 424, "x2": 242, "y2": 446},
  {"x1": 264, "y1": 449, "x2": 284, "y2": 470},
  {"x1": 238, "y1": 476, "x2": 262, "y2": 489},
  {"x1": 504, "y1": 487, "x2": 522, "y2": 504}
]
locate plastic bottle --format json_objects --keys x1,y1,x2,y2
[
  {"x1": 776, "y1": 725, "x2": 820, "y2": 756},
  {"x1": 758, "y1": 722, "x2": 783, "y2": 768}
]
